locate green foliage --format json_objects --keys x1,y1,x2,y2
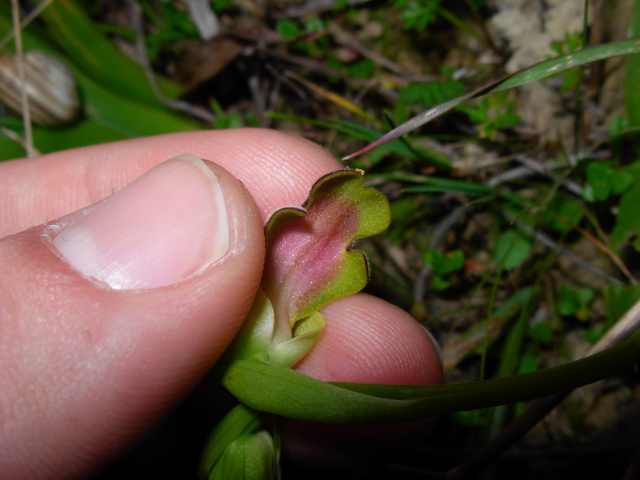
[
  {"x1": 453, "y1": 409, "x2": 483, "y2": 427},
  {"x1": 422, "y1": 249, "x2": 465, "y2": 290},
  {"x1": 388, "y1": 197, "x2": 422, "y2": 244},
  {"x1": 348, "y1": 59, "x2": 376, "y2": 79},
  {"x1": 400, "y1": 80, "x2": 466, "y2": 108},
  {"x1": 493, "y1": 230, "x2": 532, "y2": 270},
  {"x1": 395, "y1": 78, "x2": 466, "y2": 123},
  {"x1": 517, "y1": 352, "x2": 539, "y2": 374},
  {"x1": 304, "y1": 16, "x2": 326, "y2": 32},
  {"x1": 558, "y1": 285, "x2": 595, "y2": 321},
  {"x1": 457, "y1": 91, "x2": 520, "y2": 140},
  {"x1": 393, "y1": 0, "x2": 444, "y2": 32},
  {"x1": 584, "y1": 328, "x2": 603, "y2": 344},
  {"x1": 581, "y1": 162, "x2": 633, "y2": 202},
  {"x1": 610, "y1": 160, "x2": 640, "y2": 248},
  {"x1": 605, "y1": 283, "x2": 640, "y2": 329},
  {"x1": 529, "y1": 322, "x2": 553, "y2": 345},
  {"x1": 211, "y1": 0, "x2": 233, "y2": 13},
  {"x1": 549, "y1": 32, "x2": 584, "y2": 93},
  {"x1": 210, "y1": 99, "x2": 259, "y2": 129},
  {"x1": 276, "y1": 19, "x2": 302, "y2": 40},
  {"x1": 139, "y1": 1, "x2": 200, "y2": 60},
  {"x1": 542, "y1": 199, "x2": 583, "y2": 233}
]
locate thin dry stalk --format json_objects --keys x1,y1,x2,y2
[
  {"x1": 0, "y1": 0, "x2": 55, "y2": 51},
  {"x1": 128, "y1": 0, "x2": 215, "y2": 122},
  {"x1": 10, "y1": 0, "x2": 34, "y2": 157}
]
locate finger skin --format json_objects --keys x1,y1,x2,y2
[
  {"x1": 284, "y1": 294, "x2": 443, "y2": 467},
  {"x1": 0, "y1": 161, "x2": 265, "y2": 480},
  {"x1": 0, "y1": 130, "x2": 345, "y2": 479},
  {"x1": 0, "y1": 130, "x2": 443, "y2": 478},
  {"x1": 0, "y1": 129, "x2": 342, "y2": 238}
]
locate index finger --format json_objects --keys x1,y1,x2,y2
[{"x1": 0, "y1": 129, "x2": 343, "y2": 238}]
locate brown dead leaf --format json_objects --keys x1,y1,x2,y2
[{"x1": 178, "y1": 25, "x2": 282, "y2": 93}]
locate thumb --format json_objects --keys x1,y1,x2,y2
[{"x1": 0, "y1": 155, "x2": 265, "y2": 480}]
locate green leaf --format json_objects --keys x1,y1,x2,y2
[
  {"x1": 558, "y1": 285, "x2": 580, "y2": 316},
  {"x1": 423, "y1": 249, "x2": 464, "y2": 291},
  {"x1": 348, "y1": 59, "x2": 375, "y2": 79},
  {"x1": 586, "y1": 163, "x2": 614, "y2": 201},
  {"x1": 220, "y1": 335, "x2": 640, "y2": 423},
  {"x1": 604, "y1": 283, "x2": 640, "y2": 329},
  {"x1": 558, "y1": 285, "x2": 594, "y2": 320},
  {"x1": 543, "y1": 200, "x2": 583, "y2": 233},
  {"x1": 493, "y1": 230, "x2": 532, "y2": 269},
  {"x1": 430, "y1": 274, "x2": 451, "y2": 291},
  {"x1": 611, "y1": 180, "x2": 640, "y2": 249},
  {"x1": 585, "y1": 328, "x2": 603, "y2": 345},
  {"x1": 610, "y1": 170, "x2": 634, "y2": 195},
  {"x1": 276, "y1": 20, "x2": 301, "y2": 40},
  {"x1": 346, "y1": 38, "x2": 640, "y2": 159},
  {"x1": 32, "y1": 0, "x2": 181, "y2": 108},
  {"x1": 517, "y1": 353, "x2": 539, "y2": 375},
  {"x1": 530, "y1": 322, "x2": 553, "y2": 345},
  {"x1": 625, "y1": 0, "x2": 640, "y2": 131}
]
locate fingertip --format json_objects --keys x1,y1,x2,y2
[
  {"x1": 294, "y1": 293, "x2": 443, "y2": 387},
  {"x1": 285, "y1": 294, "x2": 443, "y2": 469}
]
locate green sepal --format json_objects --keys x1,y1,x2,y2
[
  {"x1": 199, "y1": 404, "x2": 264, "y2": 479},
  {"x1": 208, "y1": 429, "x2": 276, "y2": 480}
]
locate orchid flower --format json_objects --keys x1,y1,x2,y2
[
  {"x1": 199, "y1": 168, "x2": 640, "y2": 480},
  {"x1": 223, "y1": 169, "x2": 390, "y2": 369},
  {"x1": 201, "y1": 169, "x2": 390, "y2": 479}
]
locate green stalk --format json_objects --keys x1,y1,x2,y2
[
  {"x1": 220, "y1": 334, "x2": 640, "y2": 424},
  {"x1": 487, "y1": 297, "x2": 535, "y2": 437}
]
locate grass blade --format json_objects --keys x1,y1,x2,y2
[{"x1": 345, "y1": 39, "x2": 640, "y2": 159}]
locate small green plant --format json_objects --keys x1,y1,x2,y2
[
  {"x1": 457, "y1": 90, "x2": 520, "y2": 140},
  {"x1": 211, "y1": 0, "x2": 233, "y2": 13},
  {"x1": 348, "y1": 58, "x2": 376, "y2": 79},
  {"x1": 138, "y1": 1, "x2": 201, "y2": 60},
  {"x1": 393, "y1": 0, "x2": 444, "y2": 32},
  {"x1": 395, "y1": 76, "x2": 466, "y2": 123},
  {"x1": 549, "y1": 32, "x2": 584, "y2": 93},
  {"x1": 543, "y1": 199, "x2": 584, "y2": 233},
  {"x1": 493, "y1": 229, "x2": 532, "y2": 270},
  {"x1": 558, "y1": 285, "x2": 595, "y2": 321},
  {"x1": 581, "y1": 162, "x2": 633, "y2": 203},
  {"x1": 210, "y1": 99, "x2": 259, "y2": 129},
  {"x1": 422, "y1": 249, "x2": 465, "y2": 290},
  {"x1": 275, "y1": 19, "x2": 302, "y2": 41}
]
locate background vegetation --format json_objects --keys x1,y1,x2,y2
[{"x1": 2, "y1": 0, "x2": 640, "y2": 479}]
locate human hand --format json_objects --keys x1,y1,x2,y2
[{"x1": 0, "y1": 129, "x2": 442, "y2": 479}]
